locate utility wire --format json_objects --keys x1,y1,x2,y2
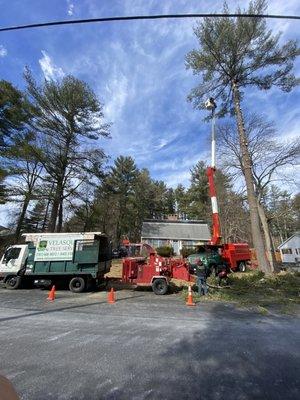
[{"x1": 0, "y1": 13, "x2": 300, "y2": 33}]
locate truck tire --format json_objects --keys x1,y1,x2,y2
[
  {"x1": 5, "y1": 275, "x2": 22, "y2": 290},
  {"x1": 152, "y1": 278, "x2": 168, "y2": 295},
  {"x1": 69, "y1": 277, "x2": 85, "y2": 293},
  {"x1": 238, "y1": 261, "x2": 247, "y2": 272}
]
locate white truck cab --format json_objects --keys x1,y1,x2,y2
[{"x1": 0, "y1": 245, "x2": 29, "y2": 277}]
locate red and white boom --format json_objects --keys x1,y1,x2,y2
[{"x1": 205, "y1": 98, "x2": 222, "y2": 245}]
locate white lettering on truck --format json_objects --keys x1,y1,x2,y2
[{"x1": 34, "y1": 237, "x2": 75, "y2": 262}]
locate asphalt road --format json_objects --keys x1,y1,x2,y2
[{"x1": 0, "y1": 287, "x2": 299, "y2": 400}]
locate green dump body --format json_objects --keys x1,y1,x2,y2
[{"x1": 26, "y1": 235, "x2": 111, "y2": 279}]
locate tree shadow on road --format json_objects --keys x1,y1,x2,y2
[{"x1": 100, "y1": 303, "x2": 300, "y2": 400}]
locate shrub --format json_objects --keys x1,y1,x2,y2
[
  {"x1": 180, "y1": 247, "x2": 197, "y2": 258},
  {"x1": 156, "y1": 246, "x2": 174, "y2": 257}
]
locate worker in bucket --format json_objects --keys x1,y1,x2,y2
[{"x1": 194, "y1": 258, "x2": 208, "y2": 296}]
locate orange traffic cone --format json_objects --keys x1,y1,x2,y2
[
  {"x1": 47, "y1": 285, "x2": 56, "y2": 301},
  {"x1": 107, "y1": 287, "x2": 116, "y2": 304},
  {"x1": 186, "y1": 285, "x2": 196, "y2": 307}
]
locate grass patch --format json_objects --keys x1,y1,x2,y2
[
  {"x1": 181, "y1": 271, "x2": 300, "y2": 314},
  {"x1": 257, "y1": 306, "x2": 269, "y2": 315}
]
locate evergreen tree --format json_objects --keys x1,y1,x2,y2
[
  {"x1": 23, "y1": 200, "x2": 48, "y2": 232},
  {"x1": 185, "y1": 0, "x2": 299, "y2": 273},
  {"x1": 0, "y1": 80, "x2": 31, "y2": 206},
  {"x1": 105, "y1": 156, "x2": 138, "y2": 242},
  {"x1": 0, "y1": 80, "x2": 30, "y2": 149},
  {"x1": 174, "y1": 184, "x2": 189, "y2": 219},
  {"x1": 185, "y1": 161, "x2": 210, "y2": 220},
  {"x1": 25, "y1": 70, "x2": 110, "y2": 232},
  {"x1": 131, "y1": 168, "x2": 154, "y2": 239}
]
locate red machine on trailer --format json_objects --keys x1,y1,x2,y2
[
  {"x1": 205, "y1": 98, "x2": 251, "y2": 271},
  {"x1": 122, "y1": 243, "x2": 191, "y2": 295},
  {"x1": 121, "y1": 238, "x2": 143, "y2": 257}
]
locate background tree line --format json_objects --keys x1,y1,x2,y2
[
  {"x1": 0, "y1": 75, "x2": 298, "y2": 251},
  {"x1": 0, "y1": 0, "x2": 299, "y2": 274}
]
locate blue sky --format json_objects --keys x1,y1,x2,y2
[{"x1": 0, "y1": 0, "x2": 299, "y2": 208}]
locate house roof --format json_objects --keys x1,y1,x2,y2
[
  {"x1": 278, "y1": 232, "x2": 300, "y2": 249},
  {"x1": 141, "y1": 220, "x2": 211, "y2": 241}
]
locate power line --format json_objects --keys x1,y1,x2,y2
[{"x1": 0, "y1": 13, "x2": 300, "y2": 33}]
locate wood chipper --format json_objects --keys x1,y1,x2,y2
[{"x1": 121, "y1": 244, "x2": 191, "y2": 294}]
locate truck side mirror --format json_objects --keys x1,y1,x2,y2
[
  {"x1": 3, "y1": 250, "x2": 9, "y2": 264},
  {"x1": 4, "y1": 256, "x2": 11, "y2": 264}
]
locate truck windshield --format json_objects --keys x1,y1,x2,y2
[{"x1": 4, "y1": 247, "x2": 21, "y2": 261}]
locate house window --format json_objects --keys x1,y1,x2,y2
[
  {"x1": 144, "y1": 239, "x2": 153, "y2": 246},
  {"x1": 152, "y1": 240, "x2": 160, "y2": 248},
  {"x1": 184, "y1": 241, "x2": 195, "y2": 246},
  {"x1": 281, "y1": 248, "x2": 292, "y2": 254},
  {"x1": 159, "y1": 240, "x2": 168, "y2": 246}
]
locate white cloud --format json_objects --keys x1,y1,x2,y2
[
  {"x1": 165, "y1": 170, "x2": 191, "y2": 188},
  {"x1": 0, "y1": 45, "x2": 7, "y2": 57},
  {"x1": 154, "y1": 138, "x2": 169, "y2": 150},
  {"x1": 67, "y1": 0, "x2": 74, "y2": 16},
  {"x1": 104, "y1": 70, "x2": 129, "y2": 122},
  {"x1": 39, "y1": 50, "x2": 65, "y2": 80}
]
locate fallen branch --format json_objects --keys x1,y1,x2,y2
[{"x1": 207, "y1": 283, "x2": 231, "y2": 289}]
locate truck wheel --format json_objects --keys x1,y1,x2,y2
[
  {"x1": 5, "y1": 275, "x2": 22, "y2": 290},
  {"x1": 152, "y1": 279, "x2": 168, "y2": 295},
  {"x1": 238, "y1": 261, "x2": 247, "y2": 272},
  {"x1": 69, "y1": 277, "x2": 85, "y2": 293}
]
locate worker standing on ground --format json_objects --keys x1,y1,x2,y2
[{"x1": 194, "y1": 258, "x2": 208, "y2": 296}]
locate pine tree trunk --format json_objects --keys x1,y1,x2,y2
[
  {"x1": 42, "y1": 199, "x2": 50, "y2": 232},
  {"x1": 15, "y1": 194, "x2": 30, "y2": 242},
  {"x1": 42, "y1": 183, "x2": 54, "y2": 232},
  {"x1": 48, "y1": 182, "x2": 62, "y2": 232},
  {"x1": 257, "y1": 201, "x2": 276, "y2": 272},
  {"x1": 232, "y1": 82, "x2": 271, "y2": 274},
  {"x1": 57, "y1": 198, "x2": 63, "y2": 232}
]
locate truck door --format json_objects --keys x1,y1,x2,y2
[{"x1": 0, "y1": 246, "x2": 26, "y2": 274}]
